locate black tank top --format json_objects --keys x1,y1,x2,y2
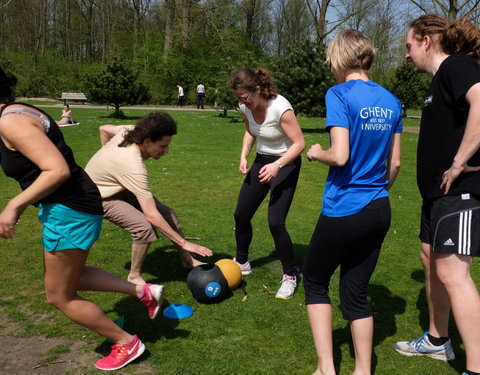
[{"x1": 0, "y1": 103, "x2": 103, "y2": 215}]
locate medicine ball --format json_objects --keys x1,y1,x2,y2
[
  {"x1": 215, "y1": 259, "x2": 242, "y2": 289},
  {"x1": 187, "y1": 264, "x2": 230, "y2": 304}
]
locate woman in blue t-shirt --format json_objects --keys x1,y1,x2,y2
[{"x1": 303, "y1": 30, "x2": 402, "y2": 375}]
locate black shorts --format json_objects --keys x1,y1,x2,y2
[{"x1": 420, "y1": 193, "x2": 480, "y2": 256}]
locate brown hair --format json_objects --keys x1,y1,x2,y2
[
  {"x1": 229, "y1": 68, "x2": 277, "y2": 100},
  {"x1": 326, "y1": 29, "x2": 375, "y2": 72},
  {"x1": 118, "y1": 112, "x2": 177, "y2": 147},
  {"x1": 410, "y1": 14, "x2": 480, "y2": 59}
]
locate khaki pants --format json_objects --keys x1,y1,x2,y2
[{"x1": 102, "y1": 190, "x2": 182, "y2": 244}]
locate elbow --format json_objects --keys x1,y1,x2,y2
[
  {"x1": 298, "y1": 140, "x2": 306, "y2": 154},
  {"x1": 56, "y1": 165, "x2": 71, "y2": 184},
  {"x1": 332, "y1": 154, "x2": 349, "y2": 167},
  {"x1": 391, "y1": 160, "x2": 401, "y2": 174},
  {"x1": 144, "y1": 213, "x2": 155, "y2": 224}
]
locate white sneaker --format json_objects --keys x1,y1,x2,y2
[
  {"x1": 233, "y1": 257, "x2": 252, "y2": 275},
  {"x1": 275, "y1": 274, "x2": 297, "y2": 299},
  {"x1": 394, "y1": 331, "x2": 455, "y2": 362}
]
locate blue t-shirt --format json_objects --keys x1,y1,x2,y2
[{"x1": 322, "y1": 80, "x2": 403, "y2": 217}]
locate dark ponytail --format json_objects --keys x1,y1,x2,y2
[
  {"x1": 229, "y1": 68, "x2": 277, "y2": 100},
  {"x1": 118, "y1": 112, "x2": 177, "y2": 147},
  {"x1": 0, "y1": 68, "x2": 17, "y2": 104}
]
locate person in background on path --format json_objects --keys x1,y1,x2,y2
[
  {"x1": 85, "y1": 112, "x2": 213, "y2": 285},
  {"x1": 176, "y1": 85, "x2": 184, "y2": 107},
  {"x1": 394, "y1": 14, "x2": 480, "y2": 375},
  {"x1": 229, "y1": 68, "x2": 305, "y2": 300},
  {"x1": 196, "y1": 82, "x2": 206, "y2": 109},
  {"x1": 0, "y1": 67, "x2": 163, "y2": 372},
  {"x1": 303, "y1": 30, "x2": 402, "y2": 375}
]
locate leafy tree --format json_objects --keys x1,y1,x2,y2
[
  {"x1": 273, "y1": 40, "x2": 335, "y2": 117},
  {"x1": 386, "y1": 60, "x2": 429, "y2": 115},
  {"x1": 84, "y1": 60, "x2": 150, "y2": 117}
]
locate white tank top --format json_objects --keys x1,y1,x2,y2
[{"x1": 240, "y1": 94, "x2": 293, "y2": 156}]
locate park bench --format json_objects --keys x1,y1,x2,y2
[{"x1": 60, "y1": 92, "x2": 87, "y2": 105}]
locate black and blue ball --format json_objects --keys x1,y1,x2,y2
[{"x1": 187, "y1": 264, "x2": 230, "y2": 304}]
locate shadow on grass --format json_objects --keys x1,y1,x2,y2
[
  {"x1": 293, "y1": 243, "x2": 310, "y2": 275},
  {"x1": 132, "y1": 245, "x2": 236, "y2": 283},
  {"x1": 331, "y1": 284, "x2": 406, "y2": 374},
  {"x1": 301, "y1": 127, "x2": 326, "y2": 134},
  {"x1": 410, "y1": 269, "x2": 464, "y2": 373},
  {"x1": 96, "y1": 296, "x2": 191, "y2": 361},
  {"x1": 98, "y1": 114, "x2": 143, "y2": 121}
]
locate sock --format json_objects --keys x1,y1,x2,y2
[
  {"x1": 465, "y1": 371, "x2": 480, "y2": 375},
  {"x1": 235, "y1": 256, "x2": 248, "y2": 265},
  {"x1": 428, "y1": 333, "x2": 449, "y2": 346}
]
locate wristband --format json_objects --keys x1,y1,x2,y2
[{"x1": 276, "y1": 160, "x2": 284, "y2": 169}]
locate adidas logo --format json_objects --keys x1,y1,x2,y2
[{"x1": 443, "y1": 238, "x2": 455, "y2": 246}]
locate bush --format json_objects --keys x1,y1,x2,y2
[
  {"x1": 273, "y1": 40, "x2": 335, "y2": 117},
  {"x1": 84, "y1": 60, "x2": 150, "y2": 117}
]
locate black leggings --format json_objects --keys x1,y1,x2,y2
[
  {"x1": 234, "y1": 154, "x2": 301, "y2": 275},
  {"x1": 303, "y1": 197, "x2": 391, "y2": 320}
]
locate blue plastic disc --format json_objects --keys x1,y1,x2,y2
[{"x1": 162, "y1": 303, "x2": 194, "y2": 319}]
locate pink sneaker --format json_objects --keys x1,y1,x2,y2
[
  {"x1": 140, "y1": 283, "x2": 164, "y2": 319},
  {"x1": 95, "y1": 334, "x2": 145, "y2": 371}
]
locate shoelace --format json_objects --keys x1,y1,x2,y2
[
  {"x1": 413, "y1": 335, "x2": 427, "y2": 349},
  {"x1": 110, "y1": 344, "x2": 128, "y2": 359}
]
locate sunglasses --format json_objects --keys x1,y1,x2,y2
[{"x1": 235, "y1": 89, "x2": 255, "y2": 103}]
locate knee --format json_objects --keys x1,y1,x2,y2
[
  {"x1": 234, "y1": 210, "x2": 248, "y2": 225},
  {"x1": 339, "y1": 281, "x2": 371, "y2": 320},
  {"x1": 303, "y1": 273, "x2": 330, "y2": 305},
  {"x1": 45, "y1": 290, "x2": 68, "y2": 311},
  {"x1": 268, "y1": 217, "x2": 285, "y2": 234},
  {"x1": 435, "y1": 263, "x2": 465, "y2": 288},
  {"x1": 420, "y1": 243, "x2": 431, "y2": 269},
  {"x1": 131, "y1": 224, "x2": 156, "y2": 243},
  {"x1": 162, "y1": 209, "x2": 182, "y2": 233}
]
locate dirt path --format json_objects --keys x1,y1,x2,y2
[{"x1": 0, "y1": 313, "x2": 153, "y2": 374}]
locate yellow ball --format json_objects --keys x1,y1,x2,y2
[{"x1": 215, "y1": 259, "x2": 242, "y2": 289}]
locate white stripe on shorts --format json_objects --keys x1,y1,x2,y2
[{"x1": 458, "y1": 210, "x2": 472, "y2": 255}]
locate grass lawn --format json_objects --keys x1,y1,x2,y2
[{"x1": 0, "y1": 105, "x2": 474, "y2": 374}]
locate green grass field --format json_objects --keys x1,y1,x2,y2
[{"x1": 0, "y1": 106, "x2": 474, "y2": 374}]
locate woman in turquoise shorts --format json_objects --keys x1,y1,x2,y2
[{"x1": 0, "y1": 67, "x2": 162, "y2": 371}]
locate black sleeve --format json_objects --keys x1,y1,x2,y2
[{"x1": 441, "y1": 55, "x2": 480, "y2": 103}]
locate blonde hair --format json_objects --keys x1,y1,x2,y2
[
  {"x1": 326, "y1": 29, "x2": 375, "y2": 73},
  {"x1": 229, "y1": 68, "x2": 277, "y2": 100},
  {"x1": 410, "y1": 14, "x2": 480, "y2": 59}
]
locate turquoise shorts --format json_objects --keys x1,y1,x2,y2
[{"x1": 38, "y1": 203, "x2": 102, "y2": 252}]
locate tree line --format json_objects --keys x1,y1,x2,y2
[{"x1": 0, "y1": 0, "x2": 478, "y2": 114}]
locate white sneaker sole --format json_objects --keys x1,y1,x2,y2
[
  {"x1": 394, "y1": 347, "x2": 453, "y2": 362},
  {"x1": 149, "y1": 285, "x2": 164, "y2": 319}
]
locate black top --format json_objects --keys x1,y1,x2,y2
[
  {"x1": 0, "y1": 103, "x2": 103, "y2": 215},
  {"x1": 417, "y1": 54, "x2": 480, "y2": 200}
]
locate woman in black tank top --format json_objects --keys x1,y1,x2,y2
[{"x1": 0, "y1": 67, "x2": 163, "y2": 371}]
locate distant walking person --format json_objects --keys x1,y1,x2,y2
[
  {"x1": 303, "y1": 30, "x2": 402, "y2": 375},
  {"x1": 229, "y1": 68, "x2": 305, "y2": 299},
  {"x1": 394, "y1": 14, "x2": 480, "y2": 375},
  {"x1": 0, "y1": 67, "x2": 163, "y2": 371},
  {"x1": 196, "y1": 82, "x2": 206, "y2": 109},
  {"x1": 176, "y1": 85, "x2": 184, "y2": 107}
]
